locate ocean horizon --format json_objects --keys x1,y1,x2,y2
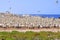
[
  {"x1": 19, "y1": 14, "x2": 60, "y2": 18},
  {"x1": 30, "y1": 14, "x2": 60, "y2": 18}
]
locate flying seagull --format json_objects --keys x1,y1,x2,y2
[
  {"x1": 37, "y1": 11, "x2": 40, "y2": 12},
  {"x1": 56, "y1": 0, "x2": 58, "y2": 4}
]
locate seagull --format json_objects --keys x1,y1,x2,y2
[
  {"x1": 37, "y1": 11, "x2": 40, "y2": 13},
  {"x1": 56, "y1": 0, "x2": 58, "y2": 4}
]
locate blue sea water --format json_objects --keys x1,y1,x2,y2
[
  {"x1": 29, "y1": 14, "x2": 60, "y2": 18},
  {"x1": 18, "y1": 14, "x2": 60, "y2": 18}
]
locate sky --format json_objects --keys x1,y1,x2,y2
[{"x1": 0, "y1": 0, "x2": 60, "y2": 14}]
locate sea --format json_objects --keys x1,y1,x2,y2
[
  {"x1": 29, "y1": 14, "x2": 60, "y2": 18},
  {"x1": 18, "y1": 14, "x2": 60, "y2": 18}
]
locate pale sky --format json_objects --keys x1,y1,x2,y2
[{"x1": 0, "y1": 0, "x2": 60, "y2": 14}]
